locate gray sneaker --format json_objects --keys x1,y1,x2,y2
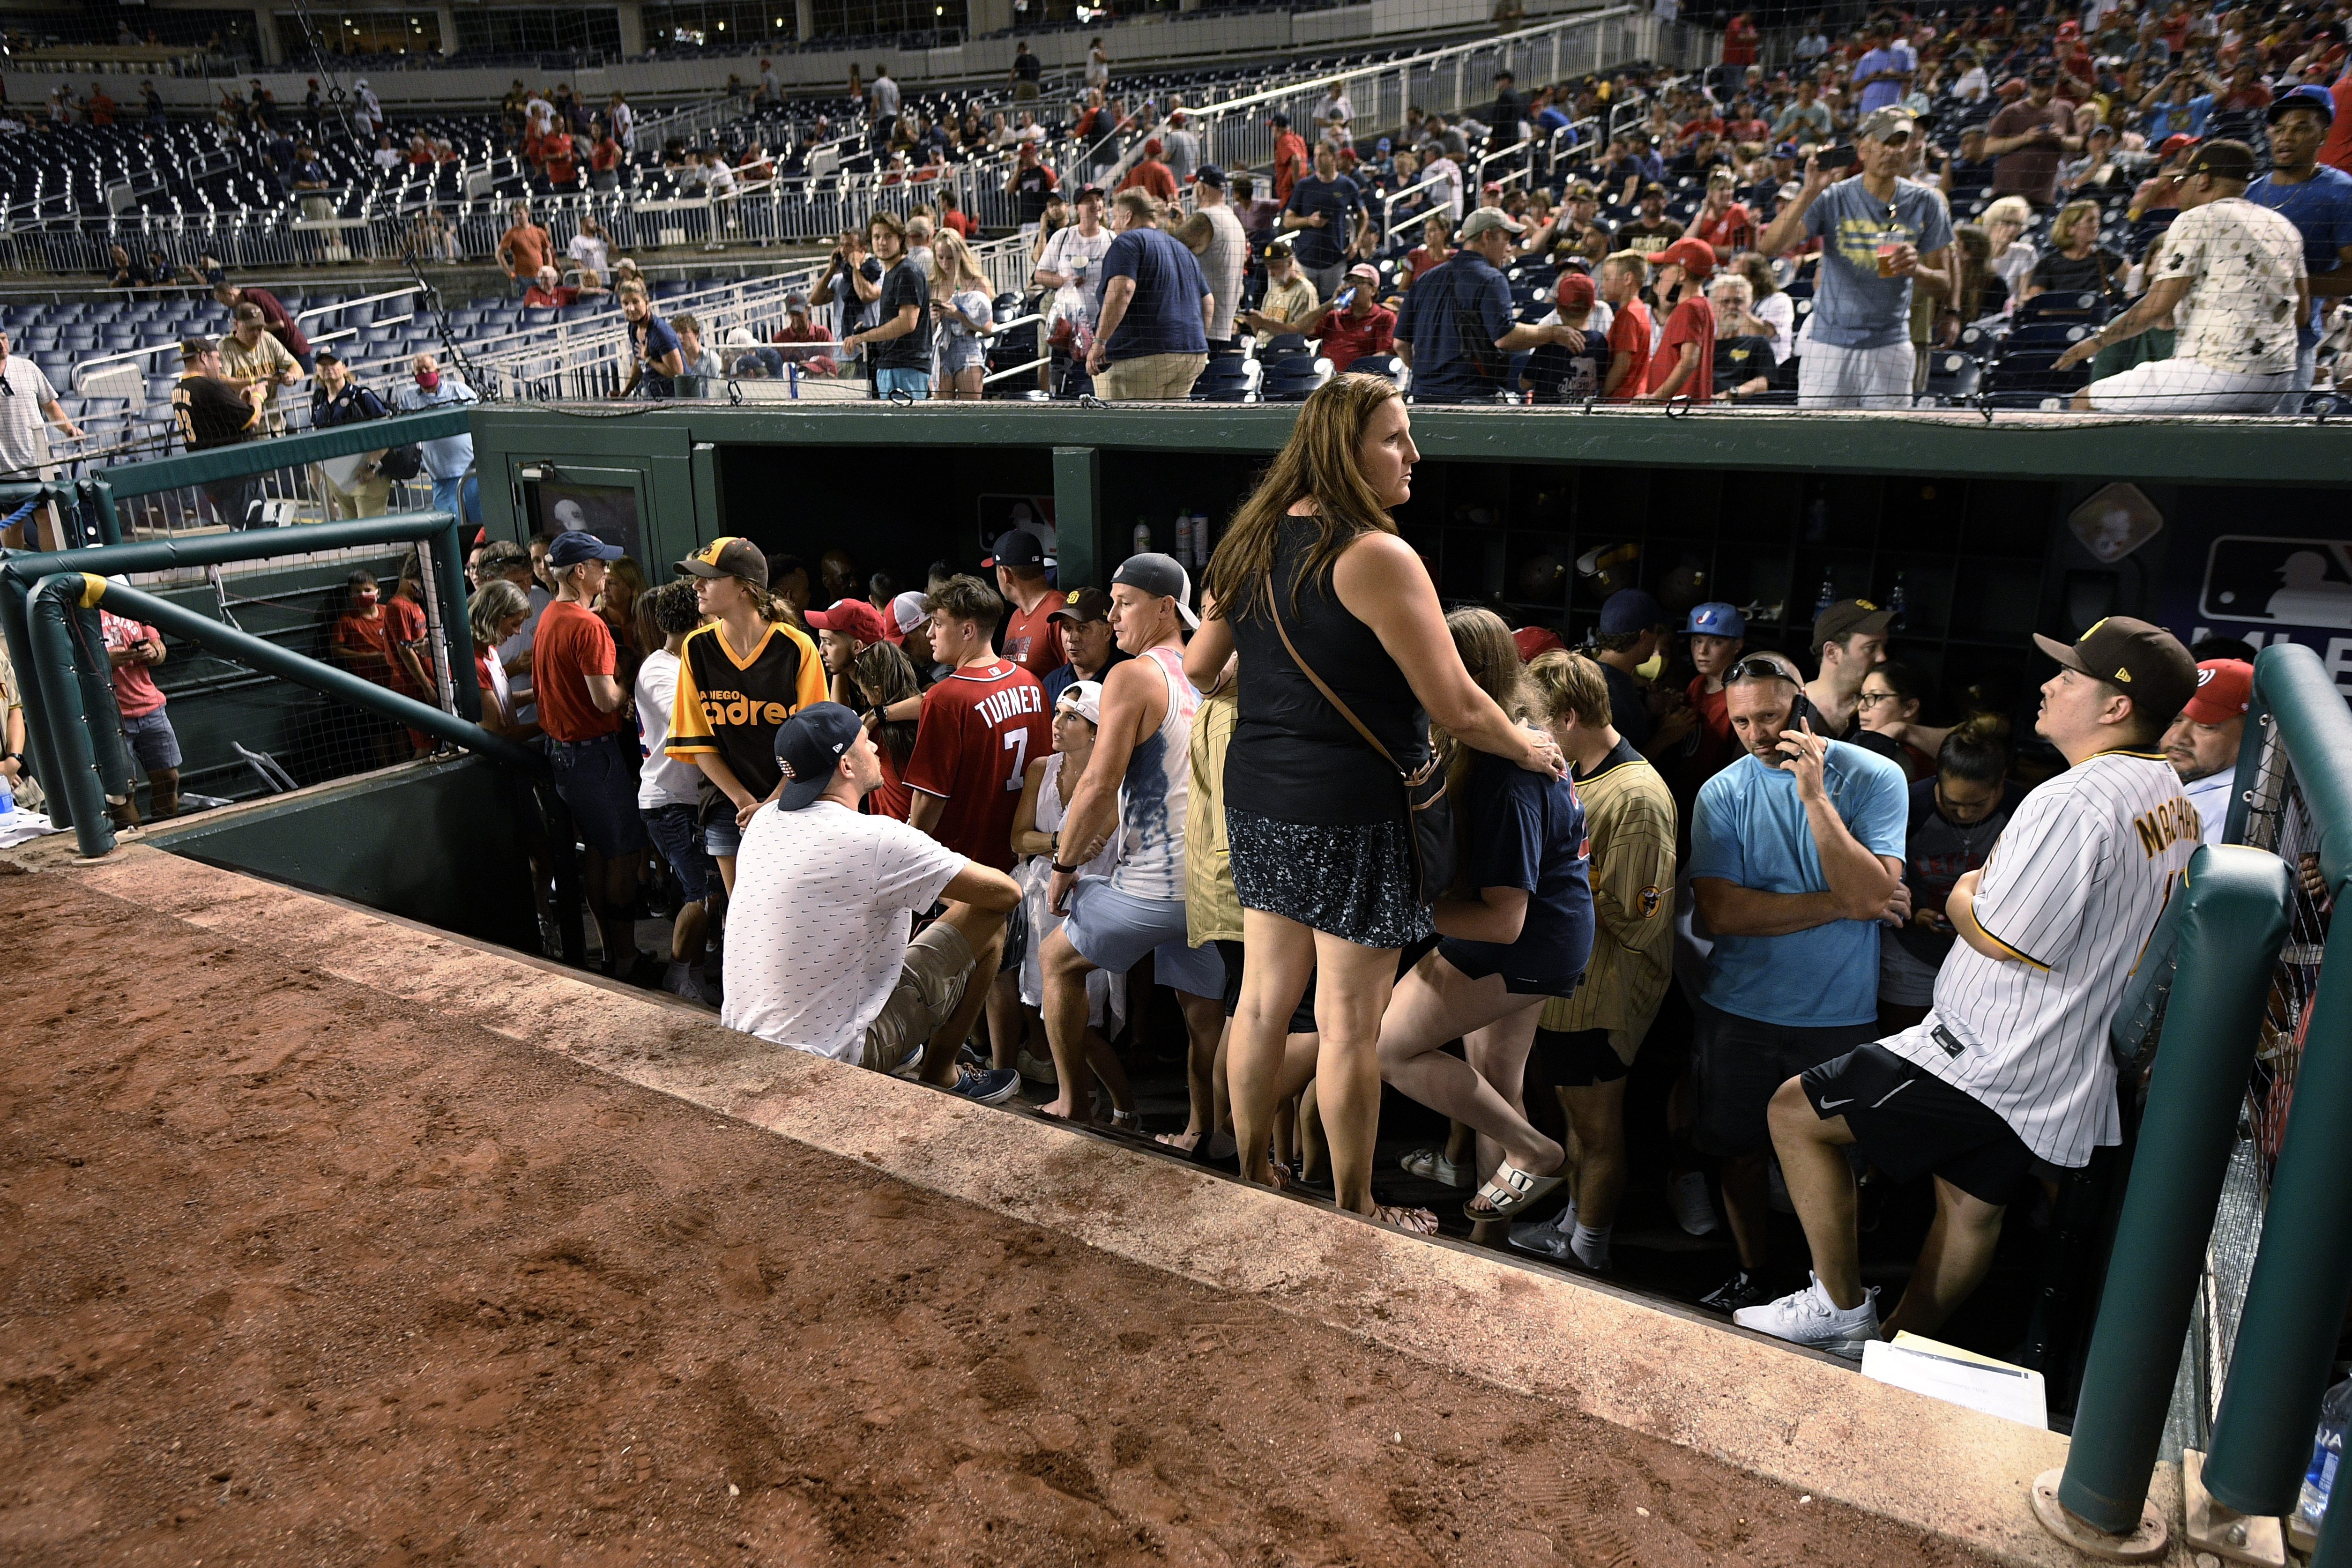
[
  {"x1": 952, "y1": 1066, "x2": 1022, "y2": 1106},
  {"x1": 1506, "y1": 1198, "x2": 1578, "y2": 1262}
]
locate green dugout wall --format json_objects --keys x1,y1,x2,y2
[{"x1": 470, "y1": 404, "x2": 2352, "y2": 721}]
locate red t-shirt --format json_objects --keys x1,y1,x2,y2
[
  {"x1": 1645, "y1": 295, "x2": 1715, "y2": 402},
  {"x1": 1606, "y1": 299, "x2": 1652, "y2": 400},
  {"x1": 1317, "y1": 304, "x2": 1396, "y2": 372},
  {"x1": 942, "y1": 208, "x2": 975, "y2": 237},
  {"x1": 2323, "y1": 75, "x2": 2352, "y2": 173},
  {"x1": 1405, "y1": 245, "x2": 1447, "y2": 282},
  {"x1": 1000, "y1": 589, "x2": 1067, "y2": 677},
  {"x1": 100, "y1": 611, "x2": 166, "y2": 718},
  {"x1": 904, "y1": 658, "x2": 1049, "y2": 869},
  {"x1": 386, "y1": 595, "x2": 429, "y2": 698},
  {"x1": 1273, "y1": 131, "x2": 1309, "y2": 201},
  {"x1": 531, "y1": 598, "x2": 620, "y2": 742},
  {"x1": 1692, "y1": 202, "x2": 1754, "y2": 257},
  {"x1": 1684, "y1": 676, "x2": 1734, "y2": 785},
  {"x1": 1119, "y1": 161, "x2": 1178, "y2": 201},
  {"x1": 544, "y1": 134, "x2": 578, "y2": 184},
  {"x1": 864, "y1": 745, "x2": 913, "y2": 821},
  {"x1": 334, "y1": 609, "x2": 402, "y2": 689}
]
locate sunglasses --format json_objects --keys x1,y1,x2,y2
[{"x1": 1731, "y1": 656, "x2": 1799, "y2": 684}]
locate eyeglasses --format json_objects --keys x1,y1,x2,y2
[{"x1": 1857, "y1": 689, "x2": 1902, "y2": 706}]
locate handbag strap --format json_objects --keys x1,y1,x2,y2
[{"x1": 1266, "y1": 580, "x2": 1414, "y2": 780}]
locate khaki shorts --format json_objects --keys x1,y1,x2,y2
[
  {"x1": 861, "y1": 920, "x2": 975, "y2": 1073},
  {"x1": 1094, "y1": 351, "x2": 1207, "y2": 401}
]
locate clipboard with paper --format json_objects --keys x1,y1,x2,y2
[{"x1": 1860, "y1": 1333, "x2": 2048, "y2": 1429}]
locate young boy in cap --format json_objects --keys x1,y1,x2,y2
[
  {"x1": 722, "y1": 702, "x2": 1024, "y2": 1104},
  {"x1": 535, "y1": 528, "x2": 653, "y2": 980},
  {"x1": 807, "y1": 595, "x2": 891, "y2": 706},
  {"x1": 1518, "y1": 270, "x2": 1608, "y2": 402},
  {"x1": 1742, "y1": 617, "x2": 2200, "y2": 1354}
]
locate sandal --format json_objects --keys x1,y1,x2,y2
[
  {"x1": 1109, "y1": 1109, "x2": 1142, "y2": 1133},
  {"x1": 1465, "y1": 1159, "x2": 1566, "y2": 1223},
  {"x1": 1399, "y1": 1148, "x2": 1472, "y2": 1189},
  {"x1": 1372, "y1": 1203, "x2": 1442, "y2": 1237}
]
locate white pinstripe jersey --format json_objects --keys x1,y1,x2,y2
[{"x1": 1885, "y1": 750, "x2": 2200, "y2": 1167}]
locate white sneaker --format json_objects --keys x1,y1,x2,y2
[
  {"x1": 1732, "y1": 1273, "x2": 1880, "y2": 1359},
  {"x1": 1016, "y1": 1050, "x2": 1059, "y2": 1084},
  {"x1": 1667, "y1": 1170, "x2": 1720, "y2": 1236}
]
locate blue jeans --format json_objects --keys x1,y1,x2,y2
[
  {"x1": 430, "y1": 472, "x2": 480, "y2": 527},
  {"x1": 875, "y1": 366, "x2": 930, "y2": 399}
]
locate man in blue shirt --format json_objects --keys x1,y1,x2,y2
[
  {"x1": 1851, "y1": 19, "x2": 1914, "y2": 115},
  {"x1": 1685, "y1": 652, "x2": 1908, "y2": 1314},
  {"x1": 1393, "y1": 208, "x2": 1581, "y2": 403},
  {"x1": 1280, "y1": 143, "x2": 1368, "y2": 303},
  {"x1": 392, "y1": 351, "x2": 482, "y2": 527},
  {"x1": 2247, "y1": 84, "x2": 2352, "y2": 397},
  {"x1": 1759, "y1": 105, "x2": 1952, "y2": 409},
  {"x1": 1085, "y1": 189, "x2": 1213, "y2": 401}
]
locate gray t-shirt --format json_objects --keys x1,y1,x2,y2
[
  {"x1": 1800, "y1": 175, "x2": 1953, "y2": 350},
  {"x1": 0, "y1": 356, "x2": 58, "y2": 480},
  {"x1": 1196, "y1": 203, "x2": 1247, "y2": 341}
]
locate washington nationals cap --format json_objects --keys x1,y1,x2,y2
[
  {"x1": 2180, "y1": 658, "x2": 2254, "y2": 726},
  {"x1": 2033, "y1": 616, "x2": 2198, "y2": 726},
  {"x1": 983, "y1": 528, "x2": 1055, "y2": 570},
  {"x1": 547, "y1": 529, "x2": 625, "y2": 567},
  {"x1": 676, "y1": 535, "x2": 769, "y2": 587},
  {"x1": 773, "y1": 702, "x2": 864, "y2": 810},
  {"x1": 1687, "y1": 601, "x2": 1747, "y2": 637},
  {"x1": 1110, "y1": 551, "x2": 1198, "y2": 628},
  {"x1": 1599, "y1": 588, "x2": 1666, "y2": 634},
  {"x1": 806, "y1": 596, "x2": 888, "y2": 645},
  {"x1": 1813, "y1": 597, "x2": 1895, "y2": 650}
]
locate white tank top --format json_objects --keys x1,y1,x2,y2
[{"x1": 1108, "y1": 644, "x2": 1197, "y2": 901}]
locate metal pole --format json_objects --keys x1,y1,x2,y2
[
  {"x1": 25, "y1": 574, "x2": 113, "y2": 857},
  {"x1": 2048, "y1": 847, "x2": 2291, "y2": 1536},
  {"x1": 2203, "y1": 647, "x2": 2352, "y2": 1516}
]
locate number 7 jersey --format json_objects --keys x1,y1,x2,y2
[{"x1": 905, "y1": 657, "x2": 1050, "y2": 870}]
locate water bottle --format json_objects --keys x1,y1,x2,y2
[
  {"x1": 1888, "y1": 570, "x2": 1908, "y2": 632},
  {"x1": 1192, "y1": 512, "x2": 1213, "y2": 570},
  {"x1": 1803, "y1": 495, "x2": 1830, "y2": 544},
  {"x1": 2297, "y1": 1375, "x2": 2352, "y2": 1530},
  {"x1": 1814, "y1": 570, "x2": 1837, "y2": 623},
  {"x1": 1133, "y1": 519, "x2": 1153, "y2": 556},
  {"x1": 0, "y1": 780, "x2": 13, "y2": 817},
  {"x1": 1334, "y1": 285, "x2": 1358, "y2": 310},
  {"x1": 1175, "y1": 512, "x2": 1194, "y2": 568}
]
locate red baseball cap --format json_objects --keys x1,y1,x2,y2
[
  {"x1": 2158, "y1": 133, "x2": 2200, "y2": 158},
  {"x1": 806, "y1": 596, "x2": 888, "y2": 646},
  {"x1": 1513, "y1": 626, "x2": 1566, "y2": 662},
  {"x1": 1555, "y1": 271, "x2": 1598, "y2": 309},
  {"x1": 2181, "y1": 658, "x2": 2253, "y2": 725},
  {"x1": 1655, "y1": 236, "x2": 1716, "y2": 279}
]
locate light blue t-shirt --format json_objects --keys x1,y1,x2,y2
[
  {"x1": 1689, "y1": 742, "x2": 1909, "y2": 1028},
  {"x1": 1800, "y1": 175, "x2": 1954, "y2": 350},
  {"x1": 391, "y1": 375, "x2": 479, "y2": 482}
]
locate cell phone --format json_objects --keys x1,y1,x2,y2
[{"x1": 1820, "y1": 143, "x2": 1856, "y2": 168}]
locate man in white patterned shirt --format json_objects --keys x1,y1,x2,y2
[
  {"x1": 1736, "y1": 617, "x2": 2200, "y2": 1356},
  {"x1": 2059, "y1": 140, "x2": 2308, "y2": 413}
]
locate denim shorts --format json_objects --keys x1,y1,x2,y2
[
  {"x1": 548, "y1": 730, "x2": 648, "y2": 858},
  {"x1": 704, "y1": 809, "x2": 743, "y2": 860},
  {"x1": 875, "y1": 366, "x2": 931, "y2": 398},
  {"x1": 1062, "y1": 875, "x2": 1225, "y2": 998},
  {"x1": 120, "y1": 707, "x2": 181, "y2": 772},
  {"x1": 642, "y1": 802, "x2": 716, "y2": 903}
]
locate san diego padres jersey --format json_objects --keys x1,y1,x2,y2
[{"x1": 1884, "y1": 749, "x2": 2200, "y2": 1167}]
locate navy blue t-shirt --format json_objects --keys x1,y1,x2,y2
[
  {"x1": 1101, "y1": 226, "x2": 1210, "y2": 361},
  {"x1": 1283, "y1": 173, "x2": 1363, "y2": 269},
  {"x1": 1439, "y1": 746, "x2": 1595, "y2": 989},
  {"x1": 633, "y1": 313, "x2": 682, "y2": 397},
  {"x1": 871, "y1": 257, "x2": 933, "y2": 371},
  {"x1": 1392, "y1": 252, "x2": 1513, "y2": 402},
  {"x1": 2247, "y1": 166, "x2": 2352, "y2": 344}
]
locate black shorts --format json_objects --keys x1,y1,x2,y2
[
  {"x1": 1690, "y1": 1000, "x2": 1882, "y2": 1158},
  {"x1": 1800, "y1": 1041, "x2": 2059, "y2": 1207},
  {"x1": 1436, "y1": 937, "x2": 1565, "y2": 996},
  {"x1": 1533, "y1": 1026, "x2": 1629, "y2": 1087},
  {"x1": 1214, "y1": 938, "x2": 1318, "y2": 1035}
]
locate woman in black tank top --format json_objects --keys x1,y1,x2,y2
[{"x1": 1185, "y1": 374, "x2": 1565, "y2": 1233}]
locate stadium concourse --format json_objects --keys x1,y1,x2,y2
[{"x1": 0, "y1": 1, "x2": 2346, "y2": 1562}]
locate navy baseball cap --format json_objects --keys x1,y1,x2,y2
[
  {"x1": 547, "y1": 529, "x2": 624, "y2": 567},
  {"x1": 983, "y1": 528, "x2": 1055, "y2": 570},
  {"x1": 1773, "y1": 140, "x2": 1800, "y2": 158},
  {"x1": 1687, "y1": 601, "x2": 1746, "y2": 637},
  {"x1": 773, "y1": 702, "x2": 864, "y2": 810},
  {"x1": 1599, "y1": 588, "x2": 1667, "y2": 634}
]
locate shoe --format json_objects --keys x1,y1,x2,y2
[
  {"x1": 1017, "y1": 1049, "x2": 1059, "y2": 1084},
  {"x1": 957, "y1": 1043, "x2": 987, "y2": 1071},
  {"x1": 1668, "y1": 1170, "x2": 1721, "y2": 1236},
  {"x1": 1698, "y1": 1268, "x2": 1768, "y2": 1315},
  {"x1": 950, "y1": 1066, "x2": 1022, "y2": 1106},
  {"x1": 1400, "y1": 1148, "x2": 1472, "y2": 1188},
  {"x1": 1506, "y1": 1198, "x2": 1578, "y2": 1263},
  {"x1": 1733, "y1": 1273, "x2": 1881, "y2": 1359},
  {"x1": 889, "y1": 1048, "x2": 926, "y2": 1082},
  {"x1": 662, "y1": 960, "x2": 705, "y2": 1002}
]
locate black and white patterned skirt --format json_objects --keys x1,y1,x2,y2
[{"x1": 1225, "y1": 806, "x2": 1434, "y2": 952}]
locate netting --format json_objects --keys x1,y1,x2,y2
[
  {"x1": 104, "y1": 545, "x2": 459, "y2": 817},
  {"x1": 2156, "y1": 712, "x2": 2337, "y2": 1457}
]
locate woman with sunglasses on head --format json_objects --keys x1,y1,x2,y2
[
  {"x1": 1188, "y1": 374, "x2": 1565, "y2": 1234},
  {"x1": 1877, "y1": 713, "x2": 2016, "y2": 1033}
]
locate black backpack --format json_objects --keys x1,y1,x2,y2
[{"x1": 376, "y1": 444, "x2": 424, "y2": 482}]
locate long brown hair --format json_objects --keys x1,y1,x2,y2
[
  {"x1": 1203, "y1": 373, "x2": 1405, "y2": 623},
  {"x1": 849, "y1": 640, "x2": 922, "y2": 766},
  {"x1": 1437, "y1": 605, "x2": 1526, "y2": 778}
]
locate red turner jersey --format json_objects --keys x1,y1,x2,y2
[{"x1": 905, "y1": 658, "x2": 1049, "y2": 869}]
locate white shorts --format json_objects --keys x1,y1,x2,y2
[
  {"x1": 1796, "y1": 338, "x2": 1916, "y2": 409},
  {"x1": 2082, "y1": 357, "x2": 2292, "y2": 415}
]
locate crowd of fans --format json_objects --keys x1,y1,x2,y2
[{"x1": 372, "y1": 367, "x2": 2276, "y2": 1359}]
